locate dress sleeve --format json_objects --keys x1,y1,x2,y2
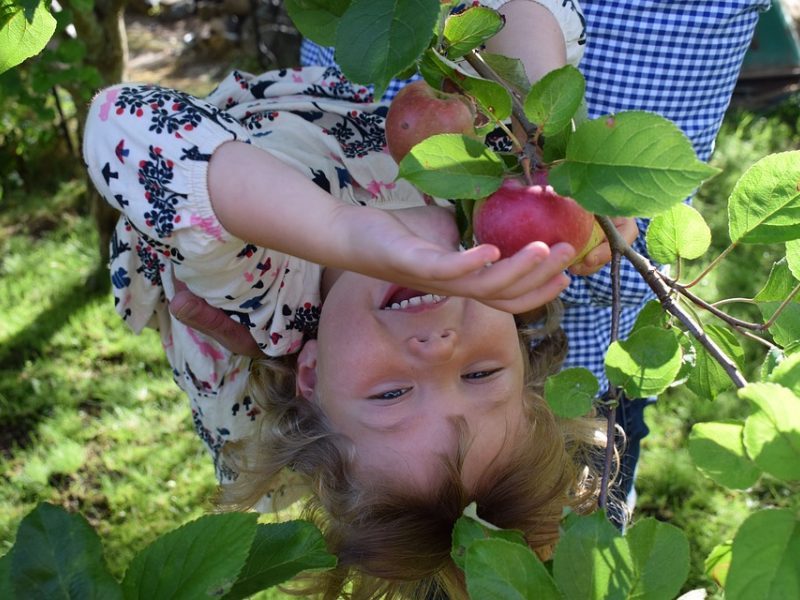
[
  {"x1": 82, "y1": 82, "x2": 322, "y2": 358},
  {"x1": 480, "y1": 0, "x2": 587, "y2": 66}
]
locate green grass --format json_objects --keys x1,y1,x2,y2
[{"x1": 1, "y1": 94, "x2": 798, "y2": 596}]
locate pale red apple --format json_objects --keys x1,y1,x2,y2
[
  {"x1": 385, "y1": 80, "x2": 476, "y2": 163},
  {"x1": 473, "y1": 177, "x2": 601, "y2": 263}
]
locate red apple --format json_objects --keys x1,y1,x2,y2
[
  {"x1": 473, "y1": 177, "x2": 601, "y2": 263},
  {"x1": 385, "y1": 80, "x2": 476, "y2": 163}
]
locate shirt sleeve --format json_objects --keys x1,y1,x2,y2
[{"x1": 481, "y1": 0, "x2": 587, "y2": 66}]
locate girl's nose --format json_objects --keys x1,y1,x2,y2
[{"x1": 407, "y1": 330, "x2": 457, "y2": 363}]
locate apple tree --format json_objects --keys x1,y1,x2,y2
[{"x1": 283, "y1": 1, "x2": 800, "y2": 598}]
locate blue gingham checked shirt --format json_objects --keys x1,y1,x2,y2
[{"x1": 300, "y1": 0, "x2": 771, "y2": 393}]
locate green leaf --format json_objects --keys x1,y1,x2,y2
[
  {"x1": 285, "y1": 0, "x2": 350, "y2": 47},
  {"x1": 741, "y1": 382, "x2": 800, "y2": 481},
  {"x1": 443, "y1": 6, "x2": 503, "y2": 59},
  {"x1": 481, "y1": 52, "x2": 530, "y2": 95},
  {"x1": 626, "y1": 518, "x2": 690, "y2": 600},
  {"x1": 755, "y1": 259, "x2": 800, "y2": 350},
  {"x1": 0, "y1": 550, "x2": 13, "y2": 600},
  {"x1": 688, "y1": 421, "x2": 761, "y2": 489},
  {"x1": 451, "y1": 508, "x2": 526, "y2": 571},
  {"x1": 549, "y1": 111, "x2": 719, "y2": 217},
  {"x1": 418, "y1": 48, "x2": 512, "y2": 123},
  {"x1": 685, "y1": 323, "x2": 745, "y2": 400},
  {"x1": 0, "y1": 0, "x2": 56, "y2": 74},
  {"x1": 605, "y1": 325, "x2": 682, "y2": 398},
  {"x1": 725, "y1": 509, "x2": 800, "y2": 600},
  {"x1": 786, "y1": 239, "x2": 800, "y2": 280},
  {"x1": 10, "y1": 503, "x2": 122, "y2": 600},
  {"x1": 705, "y1": 540, "x2": 733, "y2": 587},
  {"x1": 761, "y1": 347, "x2": 786, "y2": 381},
  {"x1": 335, "y1": 0, "x2": 440, "y2": 98},
  {"x1": 397, "y1": 133, "x2": 504, "y2": 199},
  {"x1": 122, "y1": 512, "x2": 257, "y2": 600},
  {"x1": 646, "y1": 202, "x2": 712, "y2": 263},
  {"x1": 728, "y1": 151, "x2": 800, "y2": 244},
  {"x1": 630, "y1": 299, "x2": 668, "y2": 333},
  {"x1": 544, "y1": 367, "x2": 598, "y2": 418},
  {"x1": 523, "y1": 65, "x2": 585, "y2": 137},
  {"x1": 767, "y1": 351, "x2": 800, "y2": 395},
  {"x1": 223, "y1": 521, "x2": 336, "y2": 600},
  {"x1": 553, "y1": 511, "x2": 632, "y2": 600},
  {"x1": 465, "y1": 538, "x2": 561, "y2": 600}
]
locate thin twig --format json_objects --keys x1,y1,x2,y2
[
  {"x1": 712, "y1": 297, "x2": 758, "y2": 308},
  {"x1": 683, "y1": 243, "x2": 737, "y2": 288},
  {"x1": 664, "y1": 275, "x2": 768, "y2": 330},
  {"x1": 598, "y1": 251, "x2": 622, "y2": 510}
]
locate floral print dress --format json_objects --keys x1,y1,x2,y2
[{"x1": 83, "y1": 66, "x2": 432, "y2": 504}]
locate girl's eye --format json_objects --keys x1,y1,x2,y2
[
  {"x1": 463, "y1": 368, "x2": 502, "y2": 380},
  {"x1": 369, "y1": 388, "x2": 411, "y2": 400}
]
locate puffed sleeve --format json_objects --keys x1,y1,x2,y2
[
  {"x1": 481, "y1": 0, "x2": 587, "y2": 66},
  {"x1": 83, "y1": 82, "x2": 322, "y2": 358}
]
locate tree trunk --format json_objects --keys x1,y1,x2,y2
[{"x1": 62, "y1": 0, "x2": 129, "y2": 277}]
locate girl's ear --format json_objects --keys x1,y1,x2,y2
[{"x1": 296, "y1": 340, "x2": 318, "y2": 400}]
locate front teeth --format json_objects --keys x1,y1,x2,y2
[{"x1": 385, "y1": 293, "x2": 445, "y2": 310}]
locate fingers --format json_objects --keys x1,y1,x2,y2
[{"x1": 169, "y1": 290, "x2": 264, "y2": 358}]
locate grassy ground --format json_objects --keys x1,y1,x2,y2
[{"x1": 0, "y1": 94, "x2": 798, "y2": 595}]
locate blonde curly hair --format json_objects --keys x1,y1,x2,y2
[{"x1": 219, "y1": 302, "x2": 608, "y2": 599}]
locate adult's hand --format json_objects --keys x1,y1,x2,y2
[
  {"x1": 568, "y1": 217, "x2": 640, "y2": 277},
  {"x1": 169, "y1": 279, "x2": 264, "y2": 358}
]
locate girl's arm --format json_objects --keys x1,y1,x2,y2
[{"x1": 209, "y1": 141, "x2": 576, "y2": 315}]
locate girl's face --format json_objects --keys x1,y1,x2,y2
[{"x1": 296, "y1": 270, "x2": 527, "y2": 490}]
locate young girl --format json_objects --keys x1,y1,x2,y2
[{"x1": 83, "y1": 3, "x2": 611, "y2": 598}]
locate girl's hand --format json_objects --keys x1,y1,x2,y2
[
  {"x1": 568, "y1": 217, "x2": 639, "y2": 277},
  {"x1": 335, "y1": 204, "x2": 576, "y2": 315}
]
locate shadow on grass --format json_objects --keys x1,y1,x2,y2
[{"x1": 0, "y1": 264, "x2": 110, "y2": 370}]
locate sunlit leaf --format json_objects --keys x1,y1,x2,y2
[
  {"x1": 336, "y1": 0, "x2": 439, "y2": 98},
  {"x1": 725, "y1": 509, "x2": 800, "y2": 600},
  {"x1": 285, "y1": 0, "x2": 350, "y2": 47},
  {"x1": 688, "y1": 421, "x2": 761, "y2": 489},
  {"x1": 754, "y1": 259, "x2": 800, "y2": 350},
  {"x1": 443, "y1": 6, "x2": 503, "y2": 59},
  {"x1": 549, "y1": 111, "x2": 719, "y2": 217},
  {"x1": 397, "y1": 133, "x2": 504, "y2": 199},
  {"x1": 646, "y1": 203, "x2": 712, "y2": 263},
  {"x1": 552, "y1": 510, "x2": 633, "y2": 599},
  {"x1": 0, "y1": 0, "x2": 56, "y2": 74},
  {"x1": 685, "y1": 323, "x2": 745, "y2": 400},
  {"x1": 786, "y1": 238, "x2": 800, "y2": 280},
  {"x1": 465, "y1": 539, "x2": 561, "y2": 599},
  {"x1": 767, "y1": 351, "x2": 800, "y2": 395},
  {"x1": 10, "y1": 503, "x2": 121, "y2": 600},
  {"x1": 741, "y1": 383, "x2": 800, "y2": 481},
  {"x1": 418, "y1": 48, "x2": 512, "y2": 122},
  {"x1": 481, "y1": 52, "x2": 530, "y2": 94},
  {"x1": 122, "y1": 513, "x2": 257, "y2": 599},
  {"x1": 223, "y1": 521, "x2": 336, "y2": 599},
  {"x1": 728, "y1": 151, "x2": 800, "y2": 244},
  {"x1": 705, "y1": 540, "x2": 733, "y2": 587},
  {"x1": 544, "y1": 367, "x2": 598, "y2": 418},
  {"x1": 451, "y1": 506, "x2": 526, "y2": 571},
  {"x1": 523, "y1": 65, "x2": 585, "y2": 137},
  {"x1": 626, "y1": 518, "x2": 690, "y2": 600},
  {"x1": 605, "y1": 325, "x2": 682, "y2": 397}
]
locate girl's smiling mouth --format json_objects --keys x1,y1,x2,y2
[{"x1": 381, "y1": 286, "x2": 448, "y2": 312}]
